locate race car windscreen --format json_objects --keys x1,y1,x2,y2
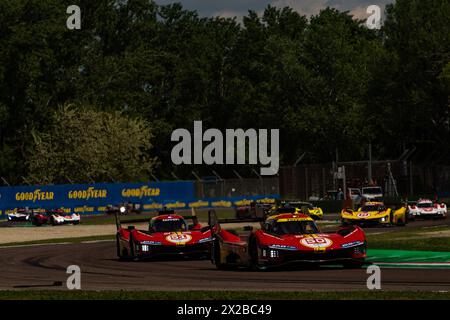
[
  {"x1": 361, "y1": 205, "x2": 385, "y2": 212},
  {"x1": 272, "y1": 220, "x2": 319, "y2": 235},
  {"x1": 277, "y1": 207, "x2": 297, "y2": 213},
  {"x1": 417, "y1": 202, "x2": 433, "y2": 208},
  {"x1": 151, "y1": 218, "x2": 188, "y2": 232},
  {"x1": 363, "y1": 187, "x2": 382, "y2": 194}
]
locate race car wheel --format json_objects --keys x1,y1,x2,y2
[
  {"x1": 397, "y1": 217, "x2": 406, "y2": 226},
  {"x1": 249, "y1": 239, "x2": 264, "y2": 271},
  {"x1": 72, "y1": 221, "x2": 80, "y2": 225},
  {"x1": 128, "y1": 233, "x2": 136, "y2": 260},
  {"x1": 116, "y1": 234, "x2": 123, "y2": 259},
  {"x1": 212, "y1": 239, "x2": 227, "y2": 269},
  {"x1": 31, "y1": 217, "x2": 42, "y2": 227}
]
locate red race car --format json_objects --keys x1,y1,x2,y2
[
  {"x1": 116, "y1": 209, "x2": 213, "y2": 260},
  {"x1": 210, "y1": 210, "x2": 367, "y2": 270}
]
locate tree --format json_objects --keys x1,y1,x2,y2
[{"x1": 27, "y1": 105, "x2": 157, "y2": 184}]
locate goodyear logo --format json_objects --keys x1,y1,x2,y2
[
  {"x1": 15, "y1": 190, "x2": 55, "y2": 202},
  {"x1": 165, "y1": 201, "x2": 186, "y2": 209},
  {"x1": 234, "y1": 199, "x2": 252, "y2": 206},
  {"x1": 188, "y1": 200, "x2": 209, "y2": 208},
  {"x1": 257, "y1": 198, "x2": 276, "y2": 204},
  {"x1": 121, "y1": 186, "x2": 160, "y2": 198},
  {"x1": 68, "y1": 187, "x2": 107, "y2": 200},
  {"x1": 211, "y1": 200, "x2": 232, "y2": 207},
  {"x1": 143, "y1": 203, "x2": 163, "y2": 210},
  {"x1": 74, "y1": 206, "x2": 94, "y2": 213}
]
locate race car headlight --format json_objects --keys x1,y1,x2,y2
[
  {"x1": 269, "y1": 250, "x2": 279, "y2": 258},
  {"x1": 119, "y1": 206, "x2": 126, "y2": 213},
  {"x1": 262, "y1": 249, "x2": 279, "y2": 258},
  {"x1": 380, "y1": 216, "x2": 387, "y2": 222}
]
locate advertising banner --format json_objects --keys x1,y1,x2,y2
[{"x1": 0, "y1": 182, "x2": 279, "y2": 217}]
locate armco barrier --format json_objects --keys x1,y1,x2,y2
[{"x1": 0, "y1": 182, "x2": 279, "y2": 218}]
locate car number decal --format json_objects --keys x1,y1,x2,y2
[
  {"x1": 165, "y1": 233, "x2": 192, "y2": 244},
  {"x1": 357, "y1": 212, "x2": 371, "y2": 218},
  {"x1": 300, "y1": 237, "x2": 333, "y2": 248}
]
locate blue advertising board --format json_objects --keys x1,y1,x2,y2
[{"x1": 0, "y1": 181, "x2": 279, "y2": 217}]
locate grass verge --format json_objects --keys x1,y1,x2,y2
[
  {"x1": 0, "y1": 290, "x2": 449, "y2": 300},
  {"x1": 366, "y1": 225, "x2": 450, "y2": 251}
]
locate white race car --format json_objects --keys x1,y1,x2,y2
[
  {"x1": 7, "y1": 208, "x2": 32, "y2": 222},
  {"x1": 47, "y1": 209, "x2": 81, "y2": 225},
  {"x1": 408, "y1": 199, "x2": 447, "y2": 220}
]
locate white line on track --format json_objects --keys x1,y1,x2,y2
[{"x1": 0, "y1": 239, "x2": 113, "y2": 249}]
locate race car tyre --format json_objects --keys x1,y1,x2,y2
[
  {"x1": 72, "y1": 221, "x2": 80, "y2": 225},
  {"x1": 31, "y1": 217, "x2": 42, "y2": 227},
  {"x1": 116, "y1": 233, "x2": 123, "y2": 259},
  {"x1": 397, "y1": 217, "x2": 406, "y2": 226},
  {"x1": 128, "y1": 232, "x2": 136, "y2": 260},
  {"x1": 212, "y1": 239, "x2": 227, "y2": 269},
  {"x1": 249, "y1": 238, "x2": 265, "y2": 271}
]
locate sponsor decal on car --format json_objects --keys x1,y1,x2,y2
[
  {"x1": 341, "y1": 241, "x2": 364, "y2": 248},
  {"x1": 141, "y1": 241, "x2": 162, "y2": 245},
  {"x1": 198, "y1": 237, "x2": 214, "y2": 243},
  {"x1": 277, "y1": 217, "x2": 311, "y2": 222},
  {"x1": 268, "y1": 244, "x2": 298, "y2": 251}
]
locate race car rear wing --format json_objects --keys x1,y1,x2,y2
[
  {"x1": 208, "y1": 209, "x2": 264, "y2": 227},
  {"x1": 114, "y1": 212, "x2": 149, "y2": 230},
  {"x1": 115, "y1": 207, "x2": 200, "y2": 230}
]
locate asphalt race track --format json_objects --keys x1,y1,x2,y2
[{"x1": 1, "y1": 240, "x2": 450, "y2": 291}]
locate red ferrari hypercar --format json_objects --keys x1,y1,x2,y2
[
  {"x1": 116, "y1": 209, "x2": 213, "y2": 260},
  {"x1": 210, "y1": 210, "x2": 367, "y2": 270}
]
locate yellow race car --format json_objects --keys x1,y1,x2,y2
[
  {"x1": 280, "y1": 201, "x2": 324, "y2": 220},
  {"x1": 341, "y1": 202, "x2": 407, "y2": 227}
]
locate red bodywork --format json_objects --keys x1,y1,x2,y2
[
  {"x1": 211, "y1": 212, "x2": 367, "y2": 269},
  {"x1": 31, "y1": 212, "x2": 50, "y2": 226},
  {"x1": 116, "y1": 213, "x2": 212, "y2": 260}
]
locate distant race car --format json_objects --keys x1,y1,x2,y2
[
  {"x1": 116, "y1": 209, "x2": 212, "y2": 260},
  {"x1": 7, "y1": 208, "x2": 32, "y2": 222},
  {"x1": 341, "y1": 201, "x2": 407, "y2": 227},
  {"x1": 210, "y1": 210, "x2": 367, "y2": 270},
  {"x1": 281, "y1": 201, "x2": 323, "y2": 220},
  {"x1": 361, "y1": 186, "x2": 383, "y2": 201},
  {"x1": 49, "y1": 209, "x2": 80, "y2": 225},
  {"x1": 236, "y1": 202, "x2": 272, "y2": 219},
  {"x1": 407, "y1": 199, "x2": 447, "y2": 220},
  {"x1": 106, "y1": 203, "x2": 142, "y2": 215},
  {"x1": 31, "y1": 209, "x2": 80, "y2": 226}
]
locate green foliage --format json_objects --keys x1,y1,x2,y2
[
  {"x1": 0, "y1": 0, "x2": 449, "y2": 183},
  {"x1": 27, "y1": 104, "x2": 156, "y2": 184}
]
